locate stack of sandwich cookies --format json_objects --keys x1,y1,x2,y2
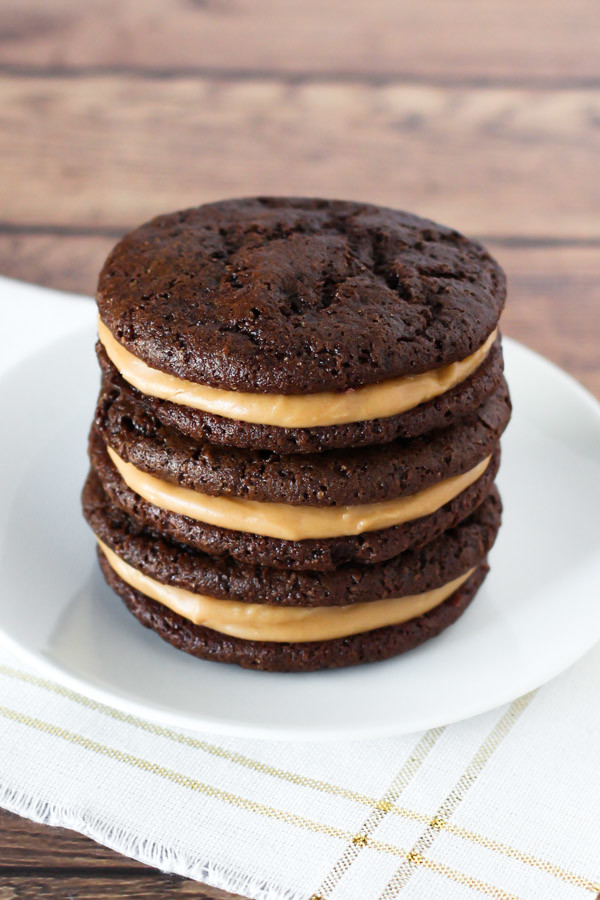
[{"x1": 82, "y1": 197, "x2": 510, "y2": 671}]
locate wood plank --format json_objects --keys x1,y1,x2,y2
[
  {"x1": 0, "y1": 811, "x2": 245, "y2": 898},
  {"x1": 0, "y1": 809, "x2": 149, "y2": 869},
  {"x1": 1, "y1": 0, "x2": 599, "y2": 83},
  {"x1": 498, "y1": 245, "x2": 600, "y2": 398},
  {"x1": 1, "y1": 77, "x2": 600, "y2": 238},
  {"x1": 0, "y1": 233, "x2": 114, "y2": 296},
  {"x1": 0, "y1": 875, "x2": 245, "y2": 899},
  {"x1": 0, "y1": 235, "x2": 598, "y2": 397}
]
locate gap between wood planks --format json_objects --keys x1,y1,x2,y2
[
  {"x1": 0, "y1": 224, "x2": 599, "y2": 248},
  {"x1": 1, "y1": 63, "x2": 600, "y2": 90}
]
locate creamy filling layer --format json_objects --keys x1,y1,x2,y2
[
  {"x1": 99, "y1": 540, "x2": 474, "y2": 642},
  {"x1": 106, "y1": 445, "x2": 491, "y2": 541},
  {"x1": 98, "y1": 319, "x2": 497, "y2": 428}
]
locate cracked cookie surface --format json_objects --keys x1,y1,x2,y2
[{"x1": 97, "y1": 197, "x2": 506, "y2": 394}]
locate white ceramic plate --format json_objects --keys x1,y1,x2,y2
[{"x1": 0, "y1": 318, "x2": 599, "y2": 740}]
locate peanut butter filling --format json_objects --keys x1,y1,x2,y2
[
  {"x1": 98, "y1": 318, "x2": 497, "y2": 428},
  {"x1": 106, "y1": 445, "x2": 490, "y2": 541},
  {"x1": 99, "y1": 540, "x2": 473, "y2": 643}
]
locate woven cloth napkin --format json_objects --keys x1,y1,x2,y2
[{"x1": 0, "y1": 279, "x2": 599, "y2": 900}]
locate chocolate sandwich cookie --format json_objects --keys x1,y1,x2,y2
[
  {"x1": 96, "y1": 338, "x2": 505, "y2": 453},
  {"x1": 84, "y1": 472, "x2": 501, "y2": 606},
  {"x1": 96, "y1": 198, "x2": 506, "y2": 452},
  {"x1": 98, "y1": 549, "x2": 489, "y2": 672},
  {"x1": 94, "y1": 376, "x2": 510, "y2": 506},
  {"x1": 88, "y1": 430, "x2": 500, "y2": 570},
  {"x1": 83, "y1": 196, "x2": 511, "y2": 671}
]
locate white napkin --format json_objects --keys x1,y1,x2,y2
[
  {"x1": 0, "y1": 279, "x2": 598, "y2": 899},
  {"x1": 1, "y1": 646, "x2": 599, "y2": 900}
]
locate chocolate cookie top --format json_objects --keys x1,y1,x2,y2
[{"x1": 97, "y1": 197, "x2": 506, "y2": 394}]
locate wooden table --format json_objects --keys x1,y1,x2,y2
[{"x1": 1, "y1": 2, "x2": 599, "y2": 897}]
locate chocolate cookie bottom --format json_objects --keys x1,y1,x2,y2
[
  {"x1": 97, "y1": 338, "x2": 504, "y2": 453},
  {"x1": 98, "y1": 550, "x2": 488, "y2": 672},
  {"x1": 84, "y1": 468, "x2": 501, "y2": 606},
  {"x1": 89, "y1": 429, "x2": 500, "y2": 571},
  {"x1": 94, "y1": 371, "x2": 510, "y2": 508}
]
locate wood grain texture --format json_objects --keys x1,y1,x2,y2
[
  {"x1": 0, "y1": 809, "x2": 148, "y2": 870},
  {"x1": 0, "y1": 810, "x2": 243, "y2": 898},
  {"x1": 0, "y1": 875, "x2": 244, "y2": 900},
  {"x1": 499, "y1": 245, "x2": 600, "y2": 397},
  {"x1": 0, "y1": 233, "x2": 115, "y2": 295},
  {"x1": 2, "y1": 76, "x2": 599, "y2": 238},
  {"x1": 1, "y1": 0, "x2": 599, "y2": 83}
]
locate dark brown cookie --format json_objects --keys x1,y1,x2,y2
[
  {"x1": 88, "y1": 431, "x2": 500, "y2": 570},
  {"x1": 98, "y1": 550, "x2": 489, "y2": 671},
  {"x1": 97, "y1": 325, "x2": 504, "y2": 454},
  {"x1": 84, "y1": 471, "x2": 501, "y2": 606},
  {"x1": 95, "y1": 373, "x2": 510, "y2": 506},
  {"x1": 97, "y1": 198, "x2": 505, "y2": 394}
]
